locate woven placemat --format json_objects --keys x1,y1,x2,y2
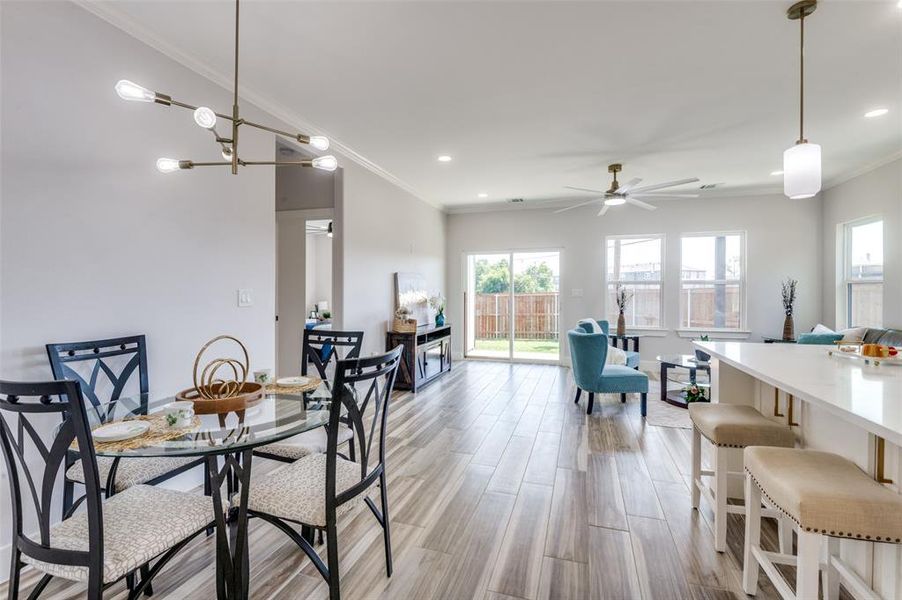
[
  {"x1": 74, "y1": 414, "x2": 201, "y2": 453},
  {"x1": 265, "y1": 377, "x2": 322, "y2": 396}
]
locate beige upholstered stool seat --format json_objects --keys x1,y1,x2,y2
[
  {"x1": 745, "y1": 446, "x2": 902, "y2": 542},
  {"x1": 689, "y1": 404, "x2": 794, "y2": 448}
]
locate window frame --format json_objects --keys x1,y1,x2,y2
[
  {"x1": 842, "y1": 216, "x2": 883, "y2": 329},
  {"x1": 605, "y1": 233, "x2": 666, "y2": 330},
  {"x1": 678, "y1": 230, "x2": 748, "y2": 332}
]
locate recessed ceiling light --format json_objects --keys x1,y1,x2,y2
[
  {"x1": 771, "y1": 170, "x2": 784, "y2": 176},
  {"x1": 864, "y1": 108, "x2": 889, "y2": 118},
  {"x1": 437, "y1": 155, "x2": 452, "y2": 163},
  {"x1": 477, "y1": 192, "x2": 488, "y2": 198}
]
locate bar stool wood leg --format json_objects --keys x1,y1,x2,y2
[
  {"x1": 778, "y1": 517, "x2": 793, "y2": 555},
  {"x1": 691, "y1": 426, "x2": 701, "y2": 509},
  {"x1": 743, "y1": 473, "x2": 762, "y2": 596},
  {"x1": 823, "y1": 537, "x2": 840, "y2": 600},
  {"x1": 714, "y1": 446, "x2": 728, "y2": 552},
  {"x1": 796, "y1": 530, "x2": 821, "y2": 599}
]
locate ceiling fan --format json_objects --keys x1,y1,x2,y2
[
  {"x1": 306, "y1": 221, "x2": 333, "y2": 238},
  {"x1": 556, "y1": 163, "x2": 700, "y2": 216}
]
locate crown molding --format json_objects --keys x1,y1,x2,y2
[
  {"x1": 71, "y1": 0, "x2": 443, "y2": 212},
  {"x1": 823, "y1": 150, "x2": 902, "y2": 191}
]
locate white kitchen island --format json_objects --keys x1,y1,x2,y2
[{"x1": 696, "y1": 341, "x2": 902, "y2": 597}]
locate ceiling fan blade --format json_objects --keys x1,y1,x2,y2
[
  {"x1": 630, "y1": 193, "x2": 700, "y2": 199},
  {"x1": 626, "y1": 198, "x2": 657, "y2": 211},
  {"x1": 614, "y1": 177, "x2": 642, "y2": 195},
  {"x1": 564, "y1": 185, "x2": 607, "y2": 194},
  {"x1": 628, "y1": 177, "x2": 700, "y2": 194},
  {"x1": 554, "y1": 198, "x2": 603, "y2": 214},
  {"x1": 597, "y1": 204, "x2": 610, "y2": 217}
]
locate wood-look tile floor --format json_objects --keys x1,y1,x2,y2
[{"x1": 5, "y1": 361, "x2": 787, "y2": 599}]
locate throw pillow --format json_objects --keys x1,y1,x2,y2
[
  {"x1": 811, "y1": 323, "x2": 836, "y2": 334},
  {"x1": 839, "y1": 326, "x2": 868, "y2": 342}
]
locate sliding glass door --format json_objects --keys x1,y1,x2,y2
[{"x1": 465, "y1": 251, "x2": 560, "y2": 362}]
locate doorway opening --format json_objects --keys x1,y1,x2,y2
[{"x1": 465, "y1": 251, "x2": 561, "y2": 363}]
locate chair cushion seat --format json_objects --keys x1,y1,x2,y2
[
  {"x1": 745, "y1": 447, "x2": 902, "y2": 542},
  {"x1": 590, "y1": 365, "x2": 648, "y2": 394},
  {"x1": 66, "y1": 455, "x2": 200, "y2": 492},
  {"x1": 242, "y1": 453, "x2": 365, "y2": 527},
  {"x1": 22, "y1": 485, "x2": 212, "y2": 583},
  {"x1": 689, "y1": 404, "x2": 794, "y2": 448},
  {"x1": 255, "y1": 425, "x2": 353, "y2": 461}
]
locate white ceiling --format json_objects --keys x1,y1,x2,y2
[{"x1": 86, "y1": 0, "x2": 902, "y2": 209}]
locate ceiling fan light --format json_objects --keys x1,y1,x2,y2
[
  {"x1": 604, "y1": 197, "x2": 626, "y2": 206},
  {"x1": 783, "y1": 142, "x2": 821, "y2": 199}
]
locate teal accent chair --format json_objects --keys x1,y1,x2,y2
[
  {"x1": 577, "y1": 320, "x2": 641, "y2": 369},
  {"x1": 568, "y1": 328, "x2": 648, "y2": 416}
]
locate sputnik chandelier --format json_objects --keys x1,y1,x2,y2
[{"x1": 115, "y1": 0, "x2": 337, "y2": 175}]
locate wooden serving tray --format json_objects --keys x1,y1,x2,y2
[{"x1": 175, "y1": 382, "x2": 265, "y2": 414}]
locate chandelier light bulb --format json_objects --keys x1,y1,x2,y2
[
  {"x1": 156, "y1": 158, "x2": 182, "y2": 173},
  {"x1": 115, "y1": 80, "x2": 156, "y2": 102},
  {"x1": 221, "y1": 146, "x2": 233, "y2": 161},
  {"x1": 312, "y1": 155, "x2": 338, "y2": 171},
  {"x1": 193, "y1": 107, "x2": 217, "y2": 130},
  {"x1": 783, "y1": 142, "x2": 821, "y2": 199},
  {"x1": 309, "y1": 136, "x2": 330, "y2": 151}
]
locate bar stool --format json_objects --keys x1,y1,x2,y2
[
  {"x1": 689, "y1": 403, "x2": 795, "y2": 552},
  {"x1": 743, "y1": 447, "x2": 902, "y2": 600}
]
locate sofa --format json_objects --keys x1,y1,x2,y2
[
  {"x1": 576, "y1": 319, "x2": 641, "y2": 369},
  {"x1": 798, "y1": 325, "x2": 902, "y2": 346}
]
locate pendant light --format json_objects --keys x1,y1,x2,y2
[
  {"x1": 116, "y1": 0, "x2": 336, "y2": 175},
  {"x1": 783, "y1": 0, "x2": 820, "y2": 199}
]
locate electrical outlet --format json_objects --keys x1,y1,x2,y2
[
  {"x1": 571, "y1": 288, "x2": 583, "y2": 297},
  {"x1": 237, "y1": 289, "x2": 253, "y2": 307}
]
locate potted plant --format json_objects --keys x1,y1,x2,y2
[
  {"x1": 683, "y1": 383, "x2": 709, "y2": 403},
  {"x1": 781, "y1": 278, "x2": 798, "y2": 341},
  {"x1": 429, "y1": 294, "x2": 446, "y2": 327},
  {"x1": 614, "y1": 284, "x2": 632, "y2": 336}
]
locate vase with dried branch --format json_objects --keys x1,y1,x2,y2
[
  {"x1": 781, "y1": 278, "x2": 798, "y2": 341},
  {"x1": 615, "y1": 284, "x2": 632, "y2": 337}
]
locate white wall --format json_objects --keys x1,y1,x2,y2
[
  {"x1": 338, "y1": 165, "x2": 446, "y2": 357},
  {"x1": 821, "y1": 158, "x2": 902, "y2": 330},
  {"x1": 446, "y1": 193, "x2": 822, "y2": 364}
]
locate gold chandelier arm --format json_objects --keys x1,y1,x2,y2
[{"x1": 240, "y1": 160, "x2": 316, "y2": 167}]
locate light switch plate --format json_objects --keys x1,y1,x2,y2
[
  {"x1": 571, "y1": 288, "x2": 583, "y2": 297},
  {"x1": 238, "y1": 288, "x2": 253, "y2": 307}
]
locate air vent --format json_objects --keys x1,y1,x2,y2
[
  {"x1": 699, "y1": 183, "x2": 722, "y2": 190},
  {"x1": 509, "y1": 198, "x2": 524, "y2": 203}
]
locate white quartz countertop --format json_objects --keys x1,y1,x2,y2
[{"x1": 695, "y1": 341, "x2": 902, "y2": 445}]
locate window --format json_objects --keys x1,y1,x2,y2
[
  {"x1": 606, "y1": 235, "x2": 663, "y2": 328},
  {"x1": 844, "y1": 218, "x2": 883, "y2": 328},
  {"x1": 680, "y1": 232, "x2": 744, "y2": 329}
]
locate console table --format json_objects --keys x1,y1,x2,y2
[{"x1": 386, "y1": 324, "x2": 452, "y2": 392}]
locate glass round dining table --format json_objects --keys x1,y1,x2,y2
[{"x1": 85, "y1": 391, "x2": 331, "y2": 600}]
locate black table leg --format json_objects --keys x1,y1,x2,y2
[
  {"x1": 207, "y1": 449, "x2": 254, "y2": 600},
  {"x1": 660, "y1": 363, "x2": 668, "y2": 405}
]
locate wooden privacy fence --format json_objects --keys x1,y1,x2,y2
[{"x1": 475, "y1": 293, "x2": 559, "y2": 340}]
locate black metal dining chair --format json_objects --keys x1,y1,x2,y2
[
  {"x1": 244, "y1": 345, "x2": 403, "y2": 600},
  {"x1": 0, "y1": 379, "x2": 214, "y2": 599},
  {"x1": 46, "y1": 335, "x2": 204, "y2": 518},
  {"x1": 254, "y1": 329, "x2": 365, "y2": 464}
]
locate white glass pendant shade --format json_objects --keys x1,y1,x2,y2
[
  {"x1": 309, "y1": 136, "x2": 330, "y2": 151},
  {"x1": 783, "y1": 142, "x2": 821, "y2": 199},
  {"x1": 116, "y1": 80, "x2": 156, "y2": 102},
  {"x1": 312, "y1": 155, "x2": 338, "y2": 171},
  {"x1": 193, "y1": 107, "x2": 217, "y2": 129},
  {"x1": 156, "y1": 158, "x2": 182, "y2": 173}
]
